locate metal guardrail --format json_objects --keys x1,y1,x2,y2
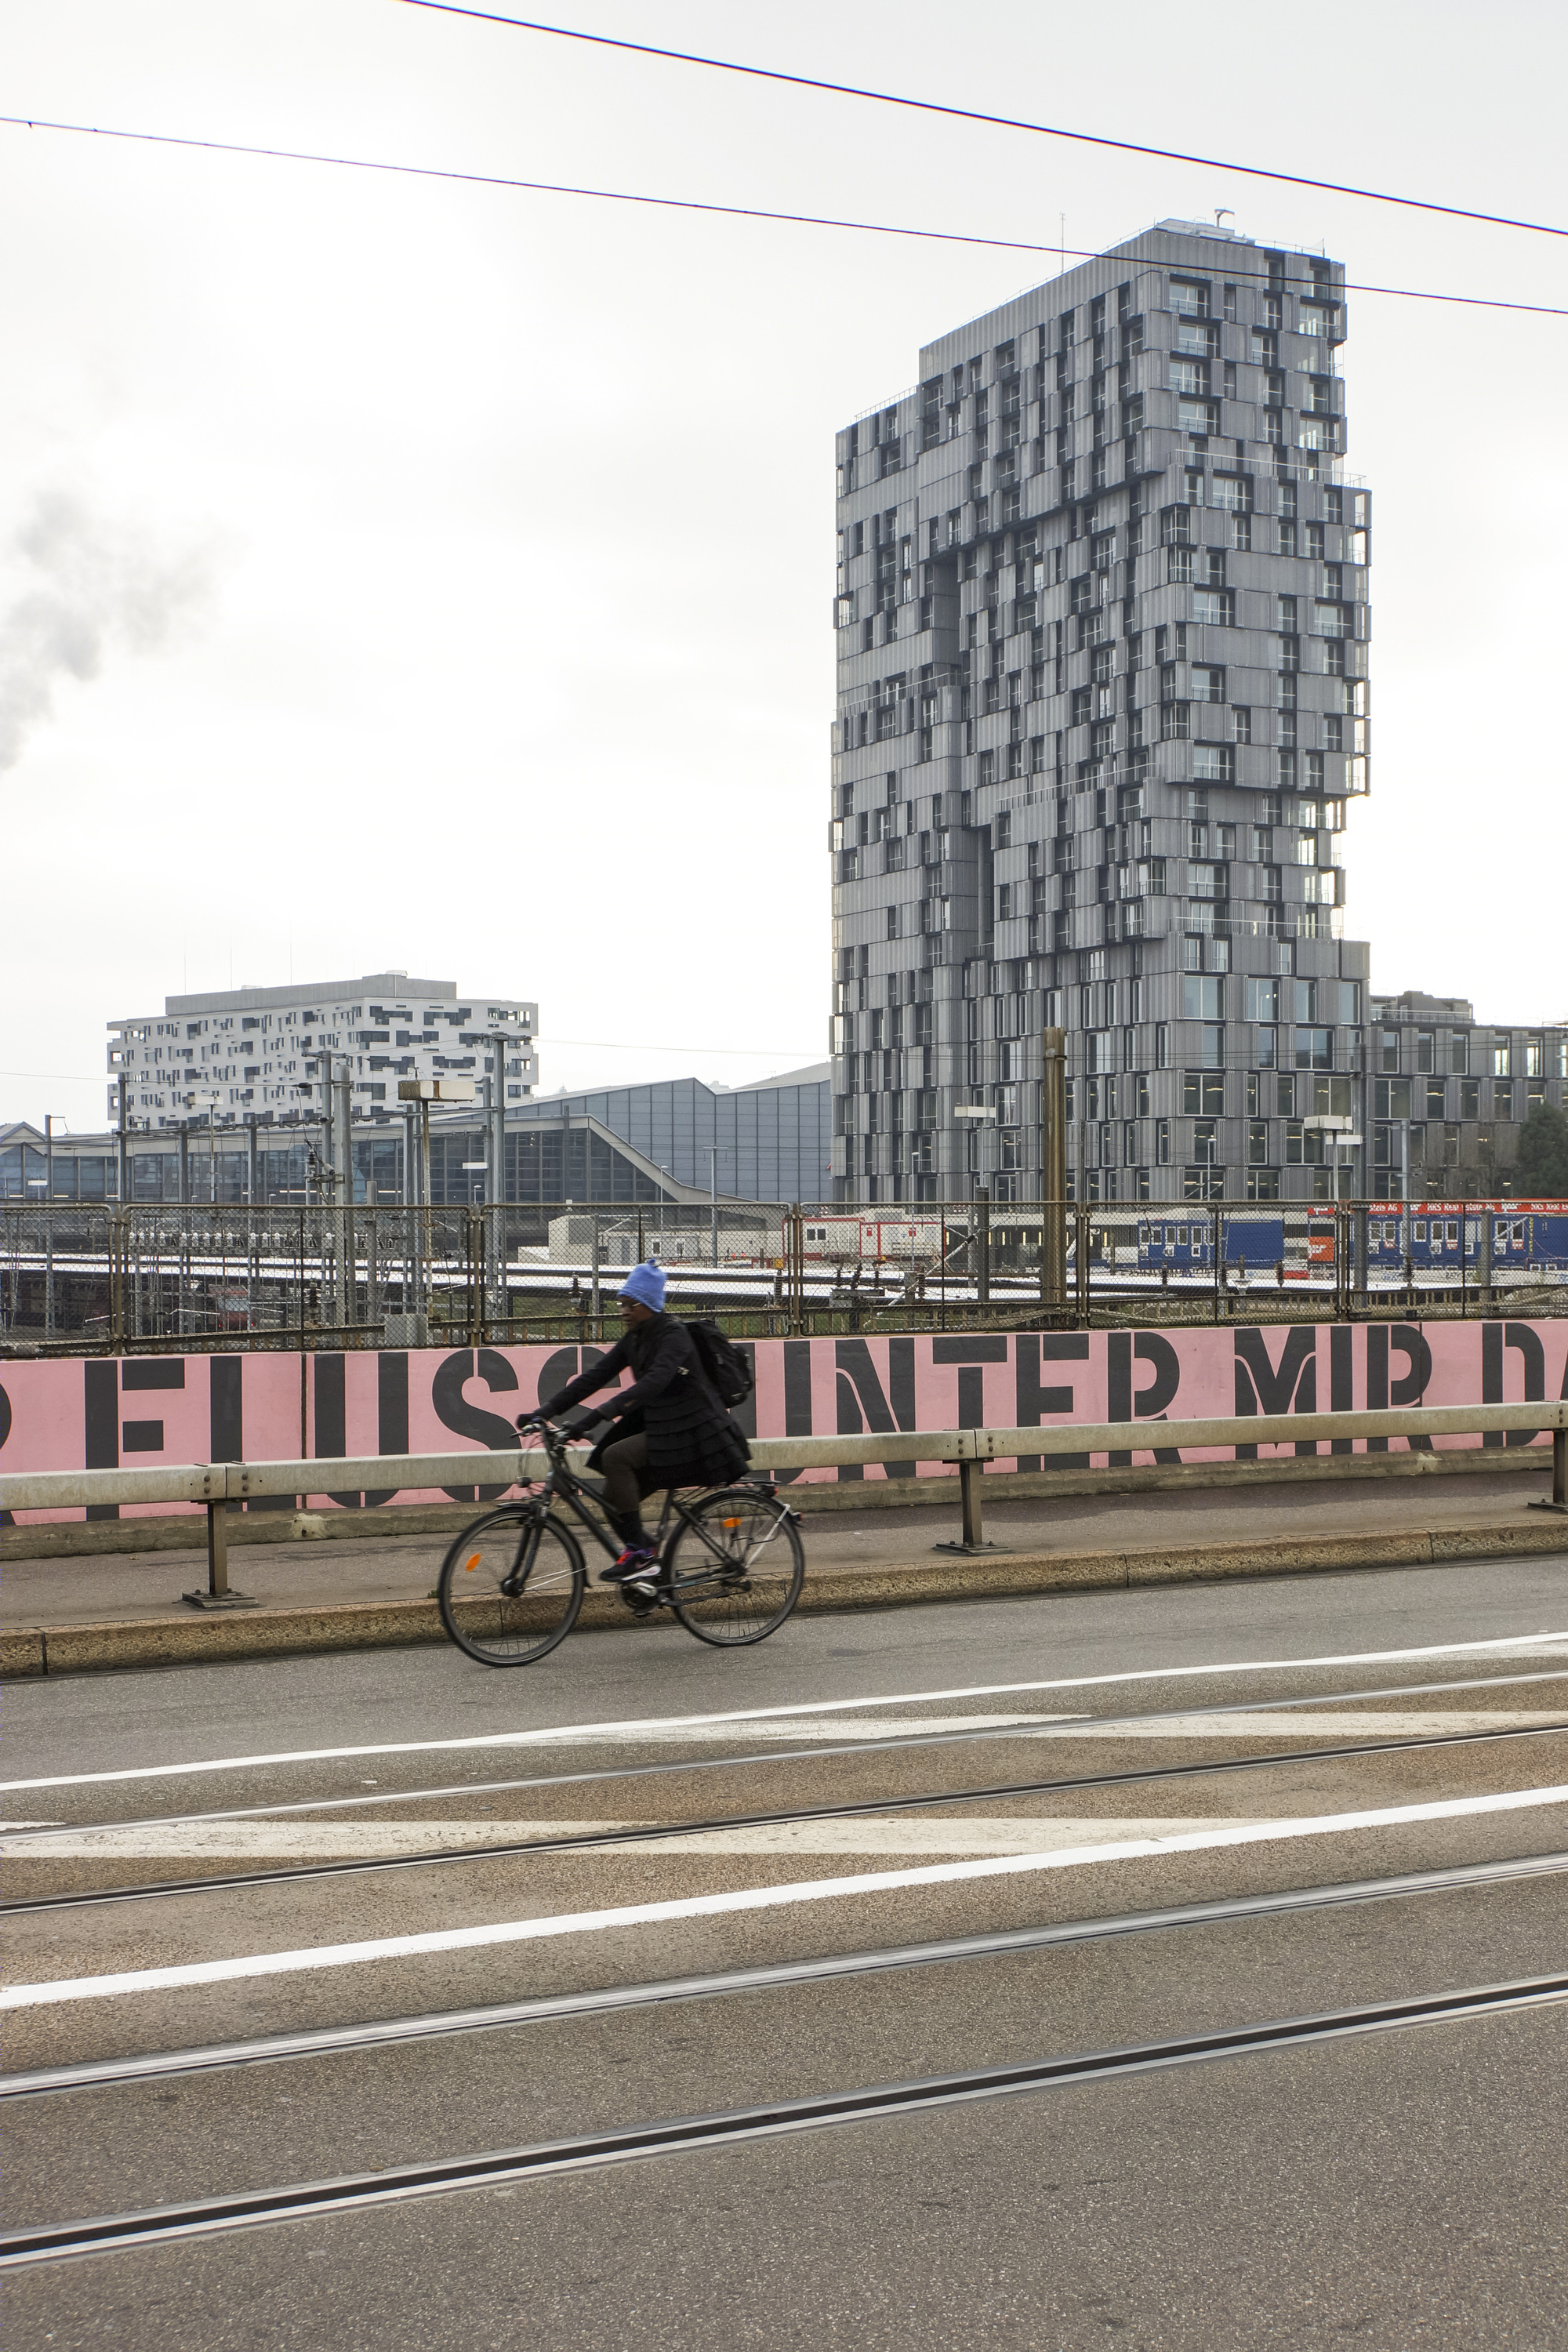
[{"x1": 4, "y1": 1403, "x2": 1564, "y2": 1607}]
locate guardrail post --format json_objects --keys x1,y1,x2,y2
[
  {"x1": 183, "y1": 1492, "x2": 258, "y2": 1611},
  {"x1": 931, "y1": 1446, "x2": 1006, "y2": 1557},
  {"x1": 1529, "y1": 1427, "x2": 1568, "y2": 1517}
]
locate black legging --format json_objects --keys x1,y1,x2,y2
[{"x1": 601, "y1": 1431, "x2": 654, "y2": 1519}]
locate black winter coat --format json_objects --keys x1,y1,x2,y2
[{"x1": 543, "y1": 1314, "x2": 751, "y2": 1485}]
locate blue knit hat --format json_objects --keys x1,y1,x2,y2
[{"x1": 619, "y1": 1260, "x2": 666, "y2": 1312}]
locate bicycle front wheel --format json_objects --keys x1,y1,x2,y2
[
  {"x1": 667, "y1": 1490, "x2": 804, "y2": 1646},
  {"x1": 437, "y1": 1508, "x2": 585, "y2": 1665}
]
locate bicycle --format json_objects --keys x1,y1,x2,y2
[{"x1": 435, "y1": 1416, "x2": 806, "y2": 1665}]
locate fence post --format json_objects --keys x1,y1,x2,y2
[
  {"x1": 1074, "y1": 1203, "x2": 1090, "y2": 1323},
  {"x1": 976, "y1": 1185, "x2": 991, "y2": 1306},
  {"x1": 788, "y1": 1204, "x2": 805, "y2": 1336}
]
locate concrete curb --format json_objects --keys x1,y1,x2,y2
[{"x1": 3, "y1": 1514, "x2": 1564, "y2": 1678}]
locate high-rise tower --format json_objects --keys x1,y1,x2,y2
[{"x1": 829, "y1": 220, "x2": 1371, "y2": 1205}]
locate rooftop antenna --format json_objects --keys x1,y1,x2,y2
[{"x1": 1214, "y1": 207, "x2": 1234, "y2": 227}]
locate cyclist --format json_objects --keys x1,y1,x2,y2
[{"x1": 521, "y1": 1261, "x2": 750, "y2": 1586}]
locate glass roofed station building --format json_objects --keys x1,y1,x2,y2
[{"x1": 829, "y1": 219, "x2": 1371, "y2": 1205}]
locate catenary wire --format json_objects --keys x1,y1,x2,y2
[
  {"x1": 397, "y1": 3, "x2": 1568, "y2": 241},
  {"x1": 1, "y1": 116, "x2": 1562, "y2": 321}
]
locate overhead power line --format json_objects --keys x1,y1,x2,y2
[
  {"x1": 2, "y1": 117, "x2": 1563, "y2": 320},
  {"x1": 399, "y1": 2, "x2": 1568, "y2": 241}
]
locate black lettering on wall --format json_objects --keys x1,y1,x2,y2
[
  {"x1": 1105, "y1": 1331, "x2": 1183, "y2": 1468},
  {"x1": 122, "y1": 1359, "x2": 185, "y2": 1391},
  {"x1": 210, "y1": 1357, "x2": 243, "y2": 1464},
  {"x1": 1329, "y1": 1326, "x2": 1354, "y2": 1454},
  {"x1": 770, "y1": 1339, "x2": 815, "y2": 1486},
  {"x1": 730, "y1": 1345, "x2": 759, "y2": 1442},
  {"x1": 311, "y1": 1353, "x2": 361, "y2": 1508},
  {"x1": 1012, "y1": 1334, "x2": 1091, "y2": 1470},
  {"x1": 1233, "y1": 1328, "x2": 1319, "y2": 1458},
  {"x1": 84, "y1": 1359, "x2": 118, "y2": 1519},
  {"x1": 0, "y1": 1381, "x2": 10, "y2": 1524},
  {"x1": 363, "y1": 1352, "x2": 410, "y2": 1508},
  {"x1": 834, "y1": 1338, "x2": 916, "y2": 1481},
  {"x1": 432, "y1": 1347, "x2": 519, "y2": 1501},
  {"x1": 1483, "y1": 1322, "x2": 1545, "y2": 1451},
  {"x1": 1367, "y1": 1324, "x2": 1434, "y2": 1453}
]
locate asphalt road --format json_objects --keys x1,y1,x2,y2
[{"x1": 4, "y1": 1550, "x2": 1566, "y2": 2347}]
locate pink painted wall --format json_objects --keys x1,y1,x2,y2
[{"x1": 2, "y1": 1323, "x2": 1563, "y2": 1523}]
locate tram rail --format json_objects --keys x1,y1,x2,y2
[
  {"x1": 5, "y1": 1970, "x2": 1566, "y2": 2265},
  {"x1": 7, "y1": 1696, "x2": 1567, "y2": 1920}
]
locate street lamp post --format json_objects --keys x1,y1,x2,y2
[{"x1": 953, "y1": 1103, "x2": 998, "y2": 1303}]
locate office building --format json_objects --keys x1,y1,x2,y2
[
  {"x1": 830, "y1": 220, "x2": 1374, "y2": 1203},
  {"x1": 106, "y1": 973, "x2": 537, "y2": 1132}
]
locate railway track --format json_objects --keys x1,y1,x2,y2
[{"x1": 5, "y1": 1602, "x2": 1567, "y2": 2331}]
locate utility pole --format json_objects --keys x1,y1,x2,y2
[
  {"x1": 336, "y1": 1065, "x2": 354, "y2": 1202},
  {"x1": 116, "y1": 1074, "x2": 129, "y2": 1207},
  {"x1": 487, "y1": 1036, "x2": 510, "y2": 1323},
  {"x1": 1040, "y1": 1025, "x2": 1067, "y2": 1312},
  {"x1": 43, "y1": 1113, "x2": 54, "y2": 1337},
  {"x1": 320, "y1": 1051, "x2": 336, "y2": 1201}
]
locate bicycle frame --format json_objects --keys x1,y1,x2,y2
[{"x1": 516, "y1": 1424, "x2": 787, "y2": 1599}]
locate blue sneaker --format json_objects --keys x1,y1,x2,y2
[{"x1": 601, "y1": 1546, "x2": 659, "y2": 1585}]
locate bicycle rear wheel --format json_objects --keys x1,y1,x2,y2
[
  {"x1": 667, "y1": 1489, "x2": 804, "y2": 1646},
  {"x1": 437, "y1": 1509, "x2": 584, "y2": 1664}
]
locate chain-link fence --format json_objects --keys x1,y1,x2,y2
[{"x1": 2, "y1": 1200, "x2": 1564, "y2": 1352}]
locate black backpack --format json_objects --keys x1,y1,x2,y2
[{"x1": 684, "y1": 1319, "x2": 753, "y2": 1409}]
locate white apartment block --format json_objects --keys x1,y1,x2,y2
[{"x1": 107, "y1": 972, "x2": 538, "y2": 1131}]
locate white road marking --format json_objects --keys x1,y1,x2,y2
[
  {"x1": 5, "y1": 1630, "x2": 1567, "y2": 1795},
  {"x1": 7, "y1": 1781, "x2": 1566, "y2": 2009},
  {"x1": 0, "y1": 1816, "x2": 1265, "y2": 1861}
]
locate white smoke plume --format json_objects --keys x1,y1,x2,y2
[{"x1": 0, "y1": 489, "x2": 221, "y2": 772}]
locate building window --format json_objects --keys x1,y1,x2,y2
[
  {"x1": 1246, "y1": 1167, "x2": 1280, "y2": 1201},
  {"x1": 1492, "y1": 1040, "x2": 1512, "y2": 1078},
  {"x1": 1183, "y1": 1071, "x2": 1225, "y2": 1116},
  {"x1": 1295, "y1": 1027, "x2": 1334, "y2": 1071},
  {"x1": 1451, "y1": 1033, "x2": 1470, "y2": 1076}
]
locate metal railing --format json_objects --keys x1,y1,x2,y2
[
  {"x1": 1, "y1": 1200, "x2": 1564, "y2": 1352},
  {"x1": 4, "y1": 1400, "x2": 1564, "y2": 1606}
]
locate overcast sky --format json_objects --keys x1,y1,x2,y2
[{"x1": 2, "y1": 0, "x2": 1564, "y2": 1138}]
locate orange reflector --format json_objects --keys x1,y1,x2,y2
[
  {"x1": 464, "y1": 1553, "x2": 481, "y2": 1572},
  {"x1": 722, "y1": 1518, "x2": 742, "y2": 1529}
]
